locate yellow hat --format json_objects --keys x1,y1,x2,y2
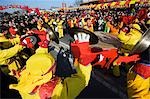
[{"x1": 132, "y1": 24, "x2": 141, "y2": 30}]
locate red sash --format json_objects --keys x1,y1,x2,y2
[{"x1": 30, "y1": 77, "x2": 60, "y2": 99}]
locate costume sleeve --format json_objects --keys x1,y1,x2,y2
[
  {"x1": 117, "y1": 31, "x2": 131, "y2": 43},
  {"x1": 60, "y1": 59, "x2": 92, "y2": 98},
  {"x1": 0, "y1": 44, "x2": 23, "y2": 65},
  {"x1": 9, "y1": 35, "x2": 20, "y2": 45}
]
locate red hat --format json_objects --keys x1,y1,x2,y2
[{"x1": 9, "y1": 27, "x2": 17, "y2": 35}]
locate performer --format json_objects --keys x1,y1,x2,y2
[
  {"x1": 127, "y1": 30, "x2": 150, "y2": 98},
  {"x1": 113, "y1": 24, "x2": 142, "y2": 77},
  {"x1": 56, "y1": 18, "x2": 64, "y2": 38}
]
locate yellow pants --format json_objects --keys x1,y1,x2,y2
[
  {"x1": 58, "y1": 28, "x2": 63, "y2": 38},
  {"x1": 127, "y1": 69, "x2": 150, "y2": 99}
]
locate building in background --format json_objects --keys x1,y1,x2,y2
[{"x1": 80, "y1": 0, "x2": 118, "y2": 6}]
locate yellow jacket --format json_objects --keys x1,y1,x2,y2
[
  {"x1": 0, "y1": 44, "x2": 23, "y2": 65},
  {"x1": 0, "y1": 34, "x2": 20, "y2": 47},
  {"x1": 10, "y1": 47, "x2": 92, "y2": 99},
  {"x1": 118, "y1": 28, "x2": 142, "y2": 51},
  {"x1": 52, "y1": 61, "x2": 92, "y2": 99},
  {"x1": 127, "y1": 68, "x2": 150, "y2": 99}
]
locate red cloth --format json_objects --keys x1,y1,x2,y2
[
  {"x1": 30, "y1": 78, "x2": 59, "y2": 99},
  {"x1": 0, "y1": 6, "x2": 4, "y2": 10},
  {"x1": 93, "y1": 49, "x2": 118, "y2": 69},
  {"x1": 71, "y1": 41, "x2": 97, "y2": 66},
  {"x1": 116, "y1": 55, "x2": 140, "y2": 65},
  {"x1": 39, "y1": 78, "x2": 59, "y2": 99},
  {"x1": 35, "y1": 8, "x2": 40, "y2": 15},
  {"x1": 38, "y1": 40, "x2": 49, "y2": 48},
  {"x1": 32, "y1": 30, "x2": 48, "y2": 48},
  {"x1": 133, "y1": 63, "x2": 150, "y2": 79}
]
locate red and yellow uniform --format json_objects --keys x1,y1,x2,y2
[
  {"x1": 118, "y1": 24, "x2": 150, "y2": 98},
  {"x1": 113, "y1": 24, "x2": 142, "y2": 77}
]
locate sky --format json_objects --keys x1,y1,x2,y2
[{"x1": 0, "y1": 0, "x2": 75, "y2": 9}]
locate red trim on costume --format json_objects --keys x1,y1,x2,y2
[
  {"x1": 30, "y1": 62, "x2": 58, "y2": 95},
  {"x1": 133, "y1": 63, "x2": 150, "y2": 79},
  {"x1": 39, "y1": 77, "x2": 59, "y2": 99},
  {"x1": 43, "y1": 62, "x2": 56, "y2": 76}
]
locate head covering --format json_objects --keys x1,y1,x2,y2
[{"x1": 132, "y1": 24, "x2": 141, "y2": 30}]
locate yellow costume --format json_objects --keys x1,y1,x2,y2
[
  {"x1": 48, "y1": 18, "x2": 55, "y2": 30},
  {"x1": 56, "y1": 19, "x2": 64, "y2": 38},
  {"x1": 113, "y1": 24, "x2": 142, "y2": 77}
]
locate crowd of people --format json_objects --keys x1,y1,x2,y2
[{"x1": 0, "y1": 3, "x2": 150, "y2": 99}]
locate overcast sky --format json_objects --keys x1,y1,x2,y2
[{"x1": 0, "y1": 0, "x2": 75, "y2": 9}]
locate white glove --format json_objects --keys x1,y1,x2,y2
[{"x1": 74, "y1": 33, "x2": 90, "y2": 43}]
